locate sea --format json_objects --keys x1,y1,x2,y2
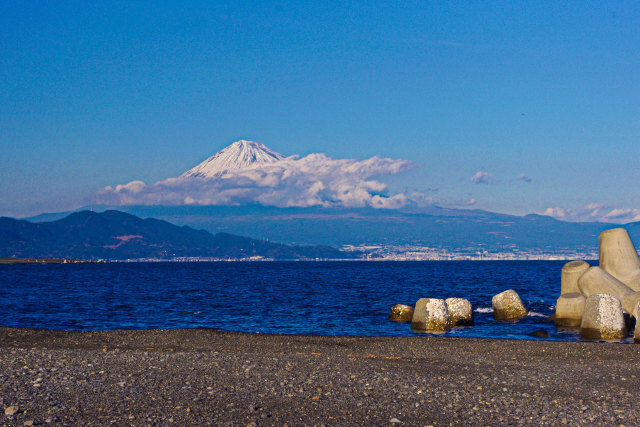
[{"x1": 0, "y1": 260, "x2": 630, "y2": 343}]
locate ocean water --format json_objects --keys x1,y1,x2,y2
[{"x1": 0, "y1": 260, "x2": 626, "y2": 343}]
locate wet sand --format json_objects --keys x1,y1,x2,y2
[{"x1": 1, "y1": 327, "x2": 639, "y2": 425}]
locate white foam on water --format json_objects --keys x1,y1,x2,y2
[
  {"x1": 474, "y1": 307, "x2": 494, "y2": 313},
  {"x1": 527, "y1": 311, "x2": 548, "y2": 318}
]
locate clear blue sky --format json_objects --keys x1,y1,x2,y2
[{"x1": 1, "y1": 1, "x2": 639, "y2": 220}]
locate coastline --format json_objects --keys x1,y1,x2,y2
[
  {"x1": 0, "y1": 258, "x2": 104, "y2": 265},
  {"x1": 0, "y1": 257, "x2": 601, "y2": 263},
  {"x1": 1, "y1": 328, "x2": 639, "y2": 425}
]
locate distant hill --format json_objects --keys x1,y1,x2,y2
[
  {"x1": 0, "y1": 210, "x2": 351, "y2": 261},
  {"x1": 143, "y1": 205, "x2": 631, "y2": 253},
  {"x1": 22, "y1": 204, "x2": 639, "y2": 256}
]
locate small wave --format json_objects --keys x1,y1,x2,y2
[
  {"x1": 527, "y1": 311, "x2": 548, "y2": 318},
  {"x1": 474, "y1": 307, "x2": 494, "y2": 313}
]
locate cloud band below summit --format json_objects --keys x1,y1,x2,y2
[{"x1": 95, "y1": 152, "x2": 414, "y2": 209}]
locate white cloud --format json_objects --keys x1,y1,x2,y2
[
  {"x1": 95, "y1": 153, "x2": 416, "y2": 209},
  {"x1": 516, "y1": 174, "x2": 532, "y2": 183},
  {"x1": 541, "y1": 207, "x2": 569, "y2": 219},
  {"x1": 409, "y1": 192, "x2": 434, "y2": 207},
  {"x1": 437, "y1": 196, "x2": 479, "y2": 208},
  {"x1": 470, "y1": 171, "x2": 496, "y2": 185},
  {"x1": 584, "y1": 203, "x2": 605, "y2": 217},
  {"x1": 540, "y1": 204, "x2": 640, "y2": 224},
  {"x1": 603, "y1": 209, "x2": 637, "y2": 220}
]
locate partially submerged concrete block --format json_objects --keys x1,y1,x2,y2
[
  {"x1": 446, "y1": 298, "x2": 474, "y2": 326},
  {"x1": 411, "y1": 298, "x2": 451, "y2": 332},
  {"x1": 599, "y1": 228, "x2": 640, "y2": 291},
  {"x1": 492, "y1": 289, "x2": 527, "y2": 321},
  {"x1": 388, "y1": 304, "x2": 414, "y2": 322},
  {"x1": 554, "y1": 293, "x2": 586, "y2": 327},
  {"x1": 580, "y1": 294, "x2": 627, "y2": 340},
  {"x1": 561, "y1": 260, "x2": 589, "y2": 294},
  {"x1": 577, "y1": 266, "x2": 638, "y2": 313}
]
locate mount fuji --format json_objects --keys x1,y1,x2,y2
[
  {"x1": 180, "y1": 140, "x2": 285, "y2": 179},
  {"x1": 22, "y1": 139, "x2": 634, "y2": 257},
  {"x1": 97, "y1": 139, "x2": 412, "y2": 209}
]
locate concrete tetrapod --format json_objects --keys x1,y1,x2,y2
[
  {"x1": 599, "y1": 228, "x2": 640, "y2": 291},
  {"x1": 411, "y1": 298, "x2": 451, "y2": 332},
  {"x1": 577, "y1": 266, "x2": 640, "y2": 314},
  {"x1": 491, "y1": 289, "x2": 527, "y2": 321},
  {"x1": 580, "y1": 294, "x2": 627, "y2": 340},
  {"x1": 560, "y1": 260, "x2": 589, "y2": 295},
  {"x1": 445, "y1": 298, "x2": 474, "y2": 326},
  {"x1": 388, "y1": 304, "x2": 414, "y2": 322},
  {"x1": 623, "y1": 292, "x2": 640, "y2": 318},
  {"x1": 554, "y1": 293, "x2": 586, "y2": 327}
]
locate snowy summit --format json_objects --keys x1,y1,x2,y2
[
  {"x1": 181, "y1": 140, "x2": 285, "y2": 179},
  {"x1": 98, "y1": 139, "x2": 413, "y2": 209}
]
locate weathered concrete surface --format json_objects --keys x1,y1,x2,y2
[
  {"x1": 599, "y1": 227, "x2": 640, "y2": 291},
  {"x1": 580, "y1": 294, "x2": 627, "y2": 340},
  {"x1": 554, "y1": 293, "x2": 586, "y2": 327},
  {"x1": 388, "y1": 304, "x2": 414, "y2": 322},
  {"x1": 411, "y1": 298, "x2": 450, "y2": 332},
  {"x1": 622, "y1": 292, "x2": 640, "y2": 318},
  {"x1": 446, "y1": 297, "x2": 474, "y2": 326},
  {"x1": 1, "y1": 328, "x2": 640, "y2": 426},
  {"x1": 560, "y1": 260, "x2": 589, "y2": 295},
  {"x1": 492, "y1": 290, "x2": 527, "y2": 321},
  {"x1": 577, "y1": 266, "x2": 639, "y2": 313}
]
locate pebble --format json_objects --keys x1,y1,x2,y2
[
  {"x1": 4, "y1": 406, "x2": 18, "y2": 415},
  {"x1": 1, "y1": 328, "x2": 639, "y2": 425}
]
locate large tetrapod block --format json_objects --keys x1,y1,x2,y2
[
  {"x1": 561, "y1": 260, "x2": 589, "y2": 295},
  {"x1": 554, "y1": 293, "x2": 586, "y2": 327},
  {"x1": 580, "y1": 294, "x2": 627, "y2": 340},
  {"x1": 577, "y1": 266, "x2": 640, "y2": 314},
  {"x1": 411, "y1": 298, "x2": 451, "y2": 332},
  {"x1": 599, "y1": 228, "x2": 640, "y2": 291}
]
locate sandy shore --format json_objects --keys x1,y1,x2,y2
[{"x1": 1, "y1": 328, "x2": 639, "y2": 426}]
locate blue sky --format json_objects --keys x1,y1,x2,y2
[{"x1": 1, "y1": 1, "x2": 639, "y2": 221}]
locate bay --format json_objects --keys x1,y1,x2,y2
[{"x1": 0, "y1": 260, "x2": 621, "y2": 342}]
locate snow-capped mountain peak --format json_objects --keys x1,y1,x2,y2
[{"x1": 181, "y1": 140, "x2": 285, "y2": 179}]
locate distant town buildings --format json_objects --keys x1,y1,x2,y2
[{"x1": 341, "y1": 244, "x2": 599, "y2": 261}]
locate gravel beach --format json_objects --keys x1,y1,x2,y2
[{"x1": 1, "y1": 328, "x2": 639, "y2": 426}]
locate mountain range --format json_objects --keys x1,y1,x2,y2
[
  {"x1": 16, "y1": 140, "x2": 640, "y2": 258},
  {"x1": 0, "y1": 210, "x2": 351, "y2": 261},
  {"x1": 24, "y1": 204, "x2": 639, "y2": 258}
]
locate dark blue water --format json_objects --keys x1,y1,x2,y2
[{"x1": 0, "y1": 261, "x2": 619, "y2": 342}]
